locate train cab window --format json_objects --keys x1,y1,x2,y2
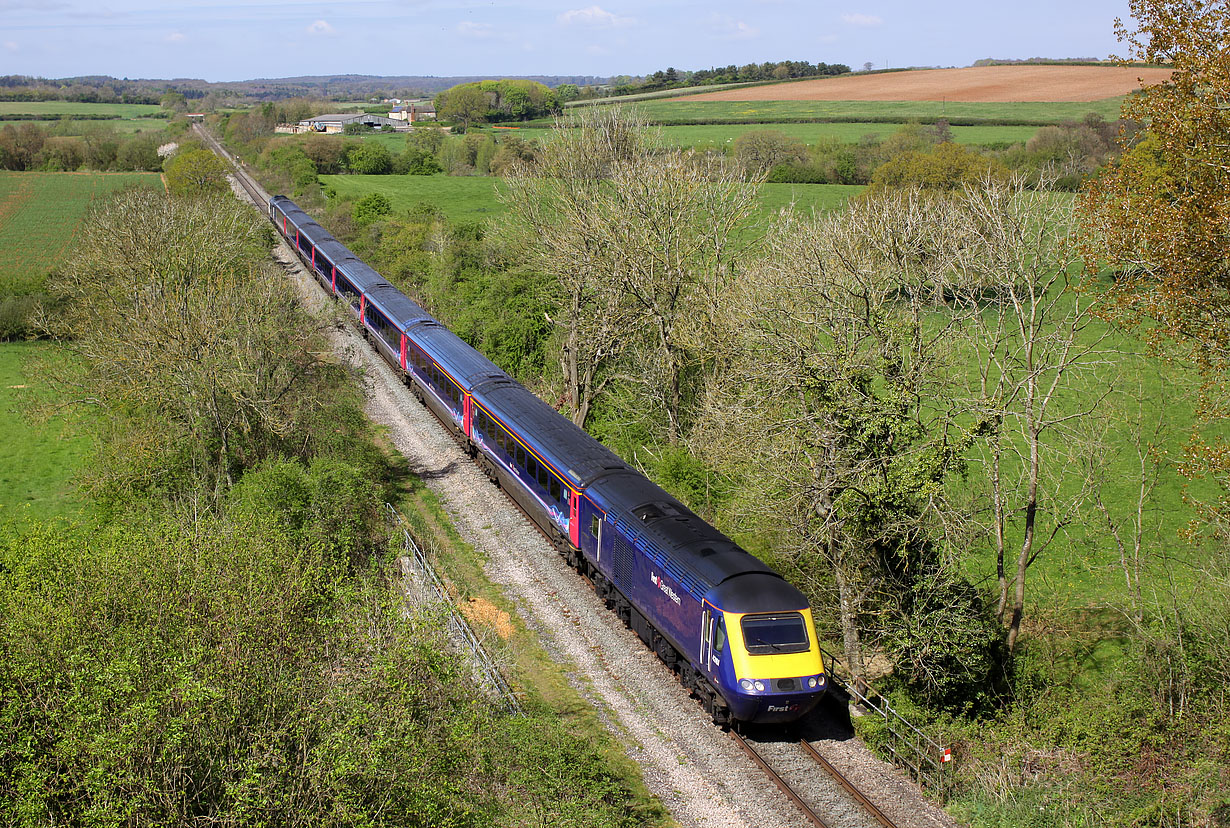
[
  {"x1": 740, "y1": 613, "x2": 809, "y2": 655},
  {"x1": 590, "y1": 515, "x2": 600, "y2": 538},
  {"x1": 713, "y1": 618, "x2": 727, "y2": 655}
]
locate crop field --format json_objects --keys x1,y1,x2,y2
[
  {"x1": 0, "y1": 101, "x2": 163, "y2": 118},
  {"x1": 0, "y1": 171, "x2": 162, "y2": 297},
  {"x1": 0, "y1": 342, "x2": 89, "y2": 522},
  {"x1": 622, "y1": 98, "x2": 1126, "y2": 126},
  {"x1": 322, "y1": 173, "x2": 862, "y2": 225},
  {"x1": 685, "y1": 65, "x2": 1173, "y2": 103}
]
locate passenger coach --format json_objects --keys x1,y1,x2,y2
[{"x1": 268, "y1": 195, "x2": 827, "y2": 725}]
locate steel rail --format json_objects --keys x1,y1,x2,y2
[
  {"x1": 799, "y1": 740, "x2": 898, "y2": 828},
  {"x1": 731, "y1": 732, "x2": 831, "y2": 828}
]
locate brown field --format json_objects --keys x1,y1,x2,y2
[{"x1": 686, "y1": 65, "x2": 1174, "y2": 103}]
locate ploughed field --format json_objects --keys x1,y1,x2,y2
[{"x1": 684, "y1": 65, "x2": 1173, "y2": 102}]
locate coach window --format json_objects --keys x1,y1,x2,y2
[
  {"x1": 537, "y1": 464, "x2": 549, "y2": 488},
  {"x1": 549, "y1": 477, "x2": 560, "y2": 503},
  {"x1": 516, "y1": 444, "x2": 526, "y2": 467}
]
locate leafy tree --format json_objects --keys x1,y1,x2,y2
[
  {"x1": 164, "y1": 147, "x2": 229, "y2": 195},
  {"x1": 39, "y1": 190, "x2": 355, "y2": 507},
  {"x1": 1080, "y1": 0, "x2": 1230, "y2": 539},
  {"x1": 346, "y1": 140, "x2": 392, "y2": 174},
  {"x1": 159, "y1": 90, "x2": 186, "y2": 111},
  {"x1": 695, "y1": 188, "x2": 995, "y2": 699},
  {"x1": 497, "y1": 107, "x2": 650, "y2": 428},
  {"x1": 436, "y1": 83, "x2": 491, "y2": 130}
]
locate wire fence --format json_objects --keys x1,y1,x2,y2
[
  {"x1": 385, "y1": 504, "x2": 523, "y2": 716},
  {"x1": 819, "y1": 646, "x2": 951, "y2": 798}
]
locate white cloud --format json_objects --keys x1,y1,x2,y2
[
  {"x1": 710, "y1": 14, "x2": 759, "y2": 40},
  {"x1": 2, "y1": 40, "x2": 17, "y2": 51},
  {"x1": 557, "y1": 6, "x2": 635, "y2": 28},
  {"x1": 842, "y1": 13, "x2": 883, "y2": 26},
  {"x1": 165, "y1": 31, "x2": 185, "y2": 43},
  {"x1": 306, "y1": 19, "x2": 335, "y2": 36},
  {"x1": 457, "y1": 21, "x2": 495, "y2": 38}
]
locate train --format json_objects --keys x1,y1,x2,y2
[{"x1": 268, "y1": 194, "x2": 827, "y2": 725}]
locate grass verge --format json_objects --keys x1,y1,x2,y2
[{"x1": 392, "y1": 470, "x2": 670, "y2": 825}]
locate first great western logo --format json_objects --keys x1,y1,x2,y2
[{"x1": 650, "y1": 572, "x2": 682, "y2": 605}]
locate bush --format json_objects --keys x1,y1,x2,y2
[
  {"x1": 353, "y1": 191, "x2": 392, "y2": 225},
  {"x1": 872, "y1": 141, "x2": 1008, "y2": 189},
  {"x1": 347, "y1": 141, "x2": 392, "y2": 175},
  {"x1": 164, "y1": 147, "x2": 229, "y2": 195}
]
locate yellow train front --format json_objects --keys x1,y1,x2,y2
[{"x1": 701, "y1": 573, "x2": 827, "y2": 723}]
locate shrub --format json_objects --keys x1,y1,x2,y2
[
  {"x1": 872, "y1": 141, "x2": 1008, "y2": 189},
  {"x1": 346, "y1": 140, "x2": 392, "y2": 175},
  {"x1": 352, "y1": 191, "x2": 392, "y2": 225}
]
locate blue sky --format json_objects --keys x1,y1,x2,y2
[{"x1": 1, "y1": 0, "x2": 1135, "y2": 82}]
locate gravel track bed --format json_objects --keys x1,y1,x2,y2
[{"x1": 225, "y1": 170, "x2": 960, "y2": 828}]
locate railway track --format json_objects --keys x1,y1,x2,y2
[
  {"x1": 199, "y1": 126, "x2": 928, "y2": 828},
  {"x1": 733, "y1": 731, "x2": 899, "y2": 828}
]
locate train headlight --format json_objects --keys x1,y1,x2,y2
[
  {"x1": 740, "y1": 679, "x2": 753, "y2": 691},
  {"x1": 807, "y1": 677, "x2": 818, "y2": 689},
  {"x1": 753, "y1": 680, "x2": 766, "y2": 692}
]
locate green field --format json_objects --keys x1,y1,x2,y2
[
  {"x1": 0, "y1": 343, "x2": 89, "y2": 522},
  {"x1": 322, "y1": 173, "x2": 510, "y2": 223},
  {"x1": 614, "y1": 98, "x2": 1126, "y2": 126},
  {"x1": 0, "y1": 171, "x2": 163, "y2": 296},
  {"x1": 321, "y1": 173, "x2": 863, "y2": 225},
  {"x1": 0, "y1": 101, "x2": 163, "y2": 118},
  {"x1": 488, "y1": 121, "x2": 1039, "y2": 148},
  {"x1": 0, "y1": 118, "x2": 171, "y2": 134}
]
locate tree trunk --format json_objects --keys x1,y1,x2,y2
[{"x1": 833, "y1": 560, "x2": 866, "y2": 693}]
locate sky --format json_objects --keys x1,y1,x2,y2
[{"x1": 1, "y1": 0, "x2": 1137, "y2": 83}]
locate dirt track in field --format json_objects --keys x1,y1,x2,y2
[{"x1": 686, "y1": 65, "x2": 1173, "y2": 102}]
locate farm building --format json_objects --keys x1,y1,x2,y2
[
  {"x1": 297, "y1": 113, "x2": 407, "y2": 133},
  {"x1": 389, "y1": 103, "x2": 436, "y2": 122}
]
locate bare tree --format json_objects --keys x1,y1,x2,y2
[
  {"x1": 954, "y1": 175, "x2": 1113, "y2": 651},
  {"x1": 595, "y1": 148, "x2": 760, "y2": 444},
  {"x1": 497, "y1": 106, "x2": 649, "y2": 428},
  {"x1": 499, "y1": 106, "x2": 760, "y2": 441}
]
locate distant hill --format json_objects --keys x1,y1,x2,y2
[{"x1": 0, "y1": 74, "x2": 610, "y2": 103}]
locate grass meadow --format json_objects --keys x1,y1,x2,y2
[
  {"x1": 0, "y1": 343, "x2": 89, "y2": 521},
  {"x1": 0, "y1": 101, "x2": 163, "y2": 118},
  {"x1": 0, "y1": 171, "x2": 163, "y2": 297},
  {"x1": 0, "y1": 118, "x2": 172, "y2": 134}
]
